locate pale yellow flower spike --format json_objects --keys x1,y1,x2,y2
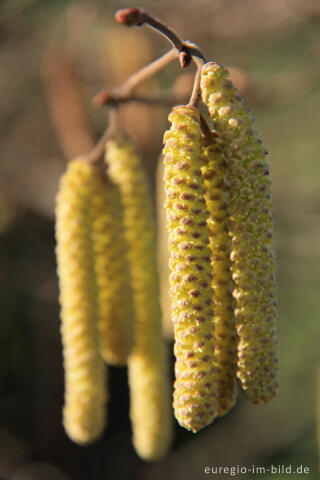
[
  {"x1": 105, "y1": 137, "x2": 172, "y2": 461},
  {"x1": 91, "y1": 176, "x2": 135, "y2": 366},
  {"x1": 163, "y1": 105, "x2": 218, "y2": 432},
  {"x1": 202, "y1": 137, "x2": 237, "y2": 416},
  {"x1": 55, "y1": 159, "x2": 107, "y2": 445},
  {"x1": 201, "y1": 62, "x2": 279, "y2": 405}
]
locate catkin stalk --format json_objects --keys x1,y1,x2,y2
[
  {"x1": 55, "y1": 159, "x2": 107, "y2": 445},
  {"x1": 91, "y1": 175, "x2": 134, "y2": 365},
  {"x1": 106, "y1": 137, "x2": 172, "y2": 461},
  {"x1": 163, "y1": 105, "x2": 217, "y2": 432},
  {"x1": 201, "y1": 62, "x2": 279, "y2": 404},
  {"x1": 202, "y1": 137, "x2": 237, "y2": 416}
]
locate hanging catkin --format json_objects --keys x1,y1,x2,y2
[
  {"x1": 201, "y1": 62, "x2": 279, "y2": 404},
  {"x1": 201, "y1": 135, "x2": 237, "y2": 416},
  {"x1": 105, "y1": 137, "x2": 172, "y2": 461},
  {"x1": 55, "y1": 159, "x2": 107, "y2": 445},
  {"x1": 91, "y1": 174, "x2": 134, "y2": 365},
  {"x1": 156, "y1": 156, "x2": 174, "y2": 340},
  {"x1": 163, "y1": 105, "x2": 217, "y2": 432}
]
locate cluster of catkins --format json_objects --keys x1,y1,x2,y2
[{"x1": 55, "y1": 61, "x2": 279, "y2": 460}]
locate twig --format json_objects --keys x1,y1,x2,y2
[
  {"x1": 88, "y1": 7, "x2": 209, "y2": 164},
  {"x1": 115, "y1": 8, "x2": 206, "y2": 64},
  {"x1": 188, "y1": 61, "x2": 202, "y2": 108},
  {"x1": 115, "y1": 48, "x2": 178, "y2": 96},
  {"x1": 85, "y1": 108, "x2": 120, "y2": 164},
  {"x1": 93, "y1": 89, "x2": 188, "y2": 108},
  {"x1": 115, "y1": 8, "x2": 207, "y2": 107},
  {"x1": 93, "y1": 49, "x2": 178, "y2": 107}
]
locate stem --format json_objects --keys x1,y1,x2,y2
[
  {"x1": 85, "y1": 108, "x2": 120, "y2": 164},
  {"x1": 93, "y1": 49, "x2": 178, "y2": 107},
  {"x1": 115, "y1": 8, "x2": 207, "y2": 63},
  {"x1": 115, "y1": 9, "x2": 206, "y2": 108},
  {"x1": 200, "y1": 113, "x2": 213, "y2": 139},
  {"x1": 188, "y1": 62, "x2": 202, "y2": 108},
  {"x1": 116, "y1": 48, "x2": 178, "y2": 97}
]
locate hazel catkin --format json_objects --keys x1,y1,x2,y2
[
  {"x1": 55, "y1": 159, "x2": 107, "y2": 445},
  {"x1": 201, "y1": 136, "x2": 237, "y2": 416},
  {"x1": 201, "y1": 62, "x2": 279, "y2": 404},
  {"x1": 91, "y1": 175, "x2": 134, "y2": 366},
  {"x1": 163, "y1": 105, "x2": 218, "y2": 432},
  {"x1": 105, "y1": 137, "x2": 172, "y2": 461}
]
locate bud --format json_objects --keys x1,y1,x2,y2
[
  {"x1": 91, "y1": 175, "x2": 134, "y2": 366},
  {"x1": 114, "y1": 8, "x2": 144, "y2": 27},
  {"x1": 202, "y1": 138, "x2": 237, "y2": 416},
  {"x1": 105, "y1": 137, "x2": 172, "y2": 460},
  {"x1": 163, "y1": 105, "x2": 217, "y2": 432},
  {"x1": 201, "y1": 62, "x2": 279, "y2": 404},
  {"x1": 55, "y1": 159, "x2": 107, "y2": 445}
]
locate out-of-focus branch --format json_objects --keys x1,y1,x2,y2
[{"x1": 43, "y1": 51, "x2": 95, "y2": 160}]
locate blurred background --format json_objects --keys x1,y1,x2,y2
[{"x1": 1, "y1": 0, "x2": 320, "y2": 478}]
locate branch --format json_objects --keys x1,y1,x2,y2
[
  {"x1": 93, "y1": 49, "x2": 178, "y2": 107},
  {"x1": 115, "y1": 7, "x2": 207, "y2": 107},
  {"x1": 84, "y1": 108, "x2": 120, "y2": 164},
  {"x1": 115, "y1": 7, "x2": 206, "y2": 65}
]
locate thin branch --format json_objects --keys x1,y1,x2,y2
[
  {"x1": 188, "y1": 62, "x2": 202, "y2": 108},
  {"x1": 93, "y1": 49, "x2": 178, "y2": 107},
  {"x1": 93, "y1": 91, "x2": 186, "y2": 107},
  {"x1": 84, "y1": 108, "x2": 120, "y2": 164},
  {"x1": 115, "y1": 7, "x2": 207, "y2": 63},
  {"x1": 114, "y1": 8, "x2": 207, "y2": 108},
  {"x1": 115, "y1": 48, "x2": 178, "y2": 96}
]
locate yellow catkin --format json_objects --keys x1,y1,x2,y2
[
  {"x1": 201, "y1": 62, "x2": 279, "y2": 404},
  {"x1": 156, "y1": 157, "x2": 174, "y2": 340},
  {"x1": 163, "y1": 105, "x2": 217, "y2": 432},
  {"x1": 55, "y1": 159, "x2": 107, "y2": 445},
  {"x1": 105, "y1": 137, "x2": 172, "y2": 461},
  {"x1": 201, "y1": 136, "x2": 237, "y2": 416},
  {"x1": 91, "y1": 175, "x2": 134, "y2": 365}
]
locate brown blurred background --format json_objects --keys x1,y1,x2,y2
[{"x1": 1, "y1": 0, "x2": 320, "y2": 478}]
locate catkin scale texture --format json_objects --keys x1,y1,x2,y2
[
  {"x1": 106, "y1": 138, "x2": 172, "y2": 461},
  {"x1": 55, "y1": 159, "x2": 107, "y2": 445},
  {"x1": 91, "y1": 177, "x2": 134, "y2": 365},
  {"x1": 201, "y1": 62, "x2": 279, "y2": 404},
  {"x1": 202, "y1": 139, "x2": 237, "y2": 416},
  {"x1": 163, "y1": 105, "x2": 217, "y2": 432}
]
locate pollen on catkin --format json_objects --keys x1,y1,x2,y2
[
  {"x1": 201, "y1": 135, "x2": 237, "y2": 416},
  {"x1": 163, "y1": 105, "x2": 218, "y2": 432},
  {"x1": 55, "y1": 159, "x2": 107, "y2": 445},
  {"x1": 156, "y1": 156, "x2": 174, "y2": 340},
  {"x1": 91, "y1": 174, "x2": 134, "y2": 366},
  {"x1": 201, "y1": 62, "x2": 279, "y2": 404},
  {"x1": 105, "y1": 137, "x2": 172, "y2": 461}
]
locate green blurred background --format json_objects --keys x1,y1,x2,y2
[{"x1": 0, "y1": 0, "x2": 320, "y2": 478}]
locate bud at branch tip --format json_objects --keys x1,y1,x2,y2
[{"x1": 115, "y1": 8, "x2": 144, "y2": 27}]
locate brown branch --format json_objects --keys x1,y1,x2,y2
[
  {"x1": 188, "y1": 61, "x2": 202, "y2": 108},
  {"x1": 114, "y1": 8, "x2": 207, "y2": 107},
  {"x1": 115, "y1": 7, "x2": 206, "y2": 63},
  {"x1": 43, "y1": 51, "x2": 96, "y2": 159},
  {"x1": 93, "y1": 89, "x2": 189, "y2": 108},
  {"x1": 84, "y1": 108, "x2": 120, "y2": 164},
  {"x1": 115, "y1": 48, "x2": 178, "y2": 96},
  {"x1": 88, "y1": 8, "x2": 209, "y2": 164},
  {"x1": 93, "y1": 49, "x2": 178, "y2": 107}
]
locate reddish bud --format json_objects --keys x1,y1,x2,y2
[
  {"x1": 179, "y1": 49, "x2": 192, "y2": 69},
  {"x1": 115, "y1": 8, "x2": 143, "y2": 26},
  {"x1": 92, "y1": 90, "x2": 113, "y2": 107}
]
